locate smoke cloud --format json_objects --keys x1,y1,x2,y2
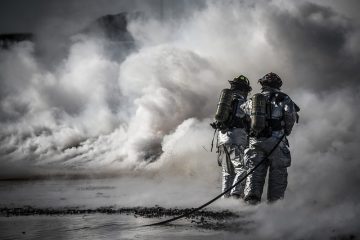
[{"x1": 1, "y1": 0, "x2": 360, "y2": 238}]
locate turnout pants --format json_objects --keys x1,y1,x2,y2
[
  {"x1": 218, "y1": 144, "x2": 247, "y2": 198},
  {"x1": 244, "y1": 136, "x2": 291, "y2": 202}
]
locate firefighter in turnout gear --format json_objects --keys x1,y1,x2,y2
[
  {"x1": 211, "y1": 75, "x2": 252, "y2": 198},
  {"x1": 242, "y1": 72, "x2": 300, "y2": 204}
]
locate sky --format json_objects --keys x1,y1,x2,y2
[{"x1": 0, "y1": 0, "x2": 360, "y2": 239}]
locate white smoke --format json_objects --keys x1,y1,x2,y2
[{"x1": 0, "y1": 0, "x2": 360, "y2": 238}]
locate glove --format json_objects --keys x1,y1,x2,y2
[
  {"x1": 210, "y1": 122, "x2": 218, "y2": 129},
  {"x1": 210, "y1": 121, "x2": 224, "y2": 130}
]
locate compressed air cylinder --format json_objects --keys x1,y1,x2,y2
[
  {"x1": 215, "y1": 89, "x2": 233, "y2": 122},
  {"x1": 251, "y1": 93, "x2": 267, "y2": 133}
]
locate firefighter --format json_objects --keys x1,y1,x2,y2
[
  {"x1": 242, "y1": 72, "x2": 299, "y2": 204},
  {"x1": 211, "y1": 75, "x2": 252, "y2": 198}
]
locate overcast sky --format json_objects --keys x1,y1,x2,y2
[
  {"x1": 0, "y1": 0, "x2": 208, "y2": 34},
  {"x1": 1, "y1": 0, "x2": 359, "y2": 33}
]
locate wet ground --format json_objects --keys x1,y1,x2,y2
[
  {"x1": 0, "y1": 205, "x2": 243, "y2": 230},
  {"x1": 1, "y1": 178, "x2": 358, "y2": 240},
  {"x1": 0, "y1": 177, "x2": 255, "y2": 239},
  {"x1": 0, "y1": 214, "x2": 237, "y2": 240},
  {"x1": 0, "y1": 206, "x2": 238, "y2": 223},
  {"x1": 0, "y1": 206, "x2": 254, "y2": 240}
]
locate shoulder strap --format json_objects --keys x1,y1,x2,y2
[{"x1": 273, "y1": 92, "x2": 288, "y2": 104}]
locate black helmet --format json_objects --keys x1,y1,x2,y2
[
  {"x1": 258, "y1": 72, "x2": 282, "y2": 89},
  {"x1": 228, "y1": 75, "x2": 252, "y2": 92}
]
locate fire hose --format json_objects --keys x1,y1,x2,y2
[{"x1": 142, "y1": 134, "x2": 286, "y2": 227}]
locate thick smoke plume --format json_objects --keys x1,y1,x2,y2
[{"x1": 0, "y1": 0, "x2": 360, "y2": 238}]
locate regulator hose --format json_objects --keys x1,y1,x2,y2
[{"x1": 142, "y1": 134, "x2": 286, "y2": 227}]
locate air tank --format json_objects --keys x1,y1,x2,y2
[
  {"x1": 251, "y1": 93, "x2": 267, "y2": 133},
  {"x1": 215, "y1": 89, "x2": 233, "y2": 123}
]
